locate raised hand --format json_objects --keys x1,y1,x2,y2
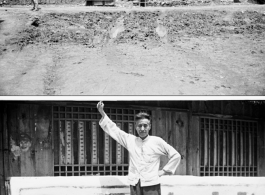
[{"x1": 97, "y1": 101, "x2": 105, "y2": 117}]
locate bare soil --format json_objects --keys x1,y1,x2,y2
[{"x1": 0, "y1": 4, "x2": 265, "y2": 95}]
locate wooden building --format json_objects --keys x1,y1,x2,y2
[{"x1": 1, "y1": 100, "x2": 265, "y2": 195}]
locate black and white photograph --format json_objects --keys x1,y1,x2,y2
[
  {"x1": 0, "y1": 100, "x2": 265, "y2": 195},
  {"x1": 0, "y1": 0, "x2": 265, "y2": 95},
  {"x1": 1, "y1": 0, "x2": 265, "y2": 194}
]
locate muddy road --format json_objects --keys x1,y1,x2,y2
[{"x1": 0, "y1": 4, "x2": 265, "y2": 95}]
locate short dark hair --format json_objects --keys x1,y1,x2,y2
[{"x1": 135, "y1": 112, "x2": 151, "y2": 122}]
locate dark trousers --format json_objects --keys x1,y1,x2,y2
[{"x1": 130, "y1": 180, "x2": 161, "y2": 195}]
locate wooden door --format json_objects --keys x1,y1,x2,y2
[
  {"x1": 3, "y1": 104, "x2": 53, "y2": 177},
  {"x1": 151, "y1": 109, "x2": 188, "y2": 175}
]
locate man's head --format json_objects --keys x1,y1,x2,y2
[{"x1": 135, "y1": 112, "x2": 151, "y2": 140}]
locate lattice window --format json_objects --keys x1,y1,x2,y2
[
  {"x1": 52, "y1": 105, "x2": 151, "y2": 176},
  {"x1": 200, "y1": 117, "x2": 258, "y2": 176}
]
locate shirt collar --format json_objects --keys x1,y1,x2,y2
[{"x1": 138, "y1": 135, "x2": 150, "y2": 142}]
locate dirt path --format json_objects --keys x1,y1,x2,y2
[{"x1": 0, "y1": 4, "x2": 265, "y2": 95}]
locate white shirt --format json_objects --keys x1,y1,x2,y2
[{"x1": 99, "y1": 115, "x2": 181, "y2": 187}]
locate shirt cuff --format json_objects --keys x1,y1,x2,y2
[
  {"x1": 162, "y1": 168, "x2": 173, "y2": 175},
  {"x1": 99, "y1": 114, "x2": 110, "y2": 127}
]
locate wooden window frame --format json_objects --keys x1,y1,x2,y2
[
  {"x1": 199, "y1": 117, "x2": 258, "y2": 177},
  {"x1": 52, "y1": 105, "x2": 150, "y2": 176}
]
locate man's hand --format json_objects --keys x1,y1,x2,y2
[
  {"x1": 158, "y1": 170, "x2": 166, "y2": 177},
  {"x1": 97, "y1": 101, "x2": 106, "y2": 118}
]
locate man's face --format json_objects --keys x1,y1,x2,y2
[{"x1": 135, "y1": 118, "x2": 151, "y2": 139}]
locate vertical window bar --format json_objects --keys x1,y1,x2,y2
[
  {"x1": 71, "y1": 112, "x2": 74, "y2": 168},
  {"x1": 73, "y1": 121, "x2": 79, "y2": 165},
  {"x1": 254, "y1": 122, "x2": 256, "y2": 175},
  {"x1": 199, "y1": 118, "x2": 203, "y2": 175},
  {"x1": 104, "y1": 131, "x2": 110, "y2": 164},
  {"x1": 235, "y1": 120, "x2": 238, "y2": 176},
  {"x1": 86, "y1": 121, "x2": 91, "y2": 165},
  {"x1": 66, "y1": 121, "x2": 72, "y2": 165},
  {"x1": 98, "y1": 119, "x2": 104, "y2": 165},
  {"x1": 204, "y1": 118, "x2": 208, "y2": 176},
  {"x1": 216, "y1": 119, "x2": 219, "y2": 176},
  {"x1": 240, "y1": 122, "x2": 243, "y2": 176},
  {"x1": 204, "y1": 126, "x2": 208, "y2": 167},
  {"x1": 116, "y1": 123, "x2": 122, "y2": 164},
  {"x1": 219, "y1": 120, "x2": 223, "y2": 174},
  {"x1": 244, "y1": 122, "x2": 246, "y2": 176},
  {"x1": 214, "y1": 122, "x2": 217, "y2": 167},
  {"x1": 205, "y1": 119, "x2": 211, "y2": 176},
  {"x1": 232, "y1": 125, "x2": 236, "y2": 167},
  {"x1": 249, "y1": 124, "x2": 252, "y2": 176},
  {"x1": 226, "y1": 121, "x2": 230, "y2": 172},
  {"x1": 59, "y1": 120, "x2": 63, "y2": 165},
  {"x1": 252, "y1": 122, "x2": 255, "y2": 175},
  {"x1": 61, "y1": 120, "x2": 66, "y2": 165},
  {"x1": 230, "y1": 120, "x2": 233, "y2": 176},
  {"x1": 79, "y1": 121, "x2": 85, "y2": 164},
  {"x1": 92, "y1": 122, "x2": 97, "y2": 164},
  {"x1": 208, "y1": 118, "x2": 210, "y2": 176},
  {"x1": 223, "y1": 130, "x2": 226, "y2": 167},
  {"x1": 240, "y1": 125, "x2": 243, "y2": 167},
  {"x1": 218, "y1": 120, "x2": 222, "y2": 173}
]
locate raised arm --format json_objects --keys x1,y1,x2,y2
[{"x1": 97, "y1": 101, "x2": 131, "y2": 149}]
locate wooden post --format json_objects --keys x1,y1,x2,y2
[
  {"x1": 174, "y1": 112, "x2": 188, "y2": 175},
  {"x1": 187, "y1": 116, "x2": 200, "y2": 176},
  {"x1": 0, "y1": 104, "x2": 6, "y2": 195},
  {"x1": 3, "y1": 105, "x2": 10, "y2": 179}
]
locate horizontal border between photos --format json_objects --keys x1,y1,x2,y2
[{"x1": 0, "y1": 96, "x2": 265, "y2": 101}]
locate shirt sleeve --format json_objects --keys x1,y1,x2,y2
[
  {"x1": 159, "y1": 138, "x2": 181, "y2": 174},
  {"x1": 99, "y1": 114, "x2": 131, "y2": 149}
]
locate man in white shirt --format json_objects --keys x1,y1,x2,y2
[{"x1": 97, "y1": 101, "x2": 181, "y2": 195}]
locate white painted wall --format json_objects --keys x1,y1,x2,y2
[{"x1": 9, "y1": 176, "x2": 265, "y2": 195}]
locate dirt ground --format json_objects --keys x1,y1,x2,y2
[{"x1": 0, "y1": 4, "x2": 265, "y2": 95}]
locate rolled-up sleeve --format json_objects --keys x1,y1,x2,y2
[{"x1": 99, "y1": 115, "x2": 130, "y2": 149}]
